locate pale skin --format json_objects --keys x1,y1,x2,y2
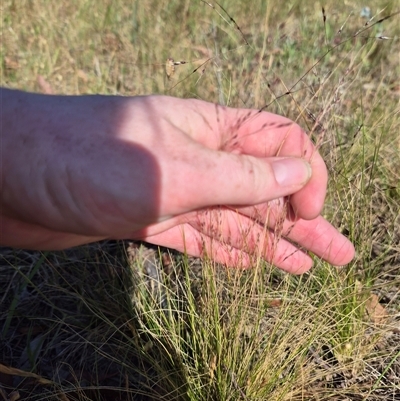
[{"x1": 1, "y1": 88, "x2": 355, "y2": 274}]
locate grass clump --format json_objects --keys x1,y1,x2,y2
[{"x1": 1, "y1": 0, "x2": 400, "y2": 400}]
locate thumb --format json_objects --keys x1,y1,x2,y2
[{"x1": 183, "y1": 151, "x2": 312, "y2": 209}]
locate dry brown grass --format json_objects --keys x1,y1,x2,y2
[{"x1": 1, "y1": 1, "x2": 400, "y2": 400}]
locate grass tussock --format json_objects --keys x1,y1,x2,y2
[{"x1": 1, "y1": 0, "x2": 400, "y2": 400}]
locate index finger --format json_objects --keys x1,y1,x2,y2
[
  {"x1": 157, "y1": 97, "x2": 326, "y2": 219},
  {"x1": 216, "y1": 107, "x2": 327, "y2": 220}
]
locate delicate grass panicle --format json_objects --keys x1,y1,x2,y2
[{"x1": 1, "y1": 0, "x2": 400, "y2": 400}]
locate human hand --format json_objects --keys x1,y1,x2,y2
[{"x1": 1, "y1": 89, "x2": 355, "y2": 273}]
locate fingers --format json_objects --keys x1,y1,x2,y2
[
  {"x1": 189, "y1": 207, "x2": 314, "y2": 273},
  {"x1": 76, "y1": 96, "x2": 323, "y2": 229},
  {"x1": 175, "y1": 150, "x2": 313, "y2": 212},
  {"x1": 277, "y1": 215, "x2": 355, "y2": 266},
  {"x1": 144, "y1": 223, "x2": 253, "y2": 268},
  {"x1": 144, "y1": 200, "x2": 354, "y2": 272},
  {"x1": 173, "y1": 98, "x2": 327, "y2": 220},
  {"x1": 145, "y1": 222, "x2": 312, "y2": 273},
  {"x1": 227, "y1": 109, "x2": 328, "y2": 220},
  {"x1": 188, "y1": 206, "x2": 354, "y2": 269},
  {"x1": 233, "y1": 200, "x2": 355, "y2": 266},
  {"x1": 143, "y1": 207, "x2": 315, "y2": 274}
]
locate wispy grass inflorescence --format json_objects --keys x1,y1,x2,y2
[{"x1": 2, "y1": 1, "x2": 400, "y2": 400}]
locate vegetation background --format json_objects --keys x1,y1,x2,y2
[{"x1": 1, "y1": 0, "x2": 400, "y2": 400}]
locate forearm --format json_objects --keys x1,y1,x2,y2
[
  {"x1": 0, "y1": 89, "x2": 160, "y2": 245},
  {"x1": 1, "y1": 88, "x2": 62, "y2": 223},
  {"x1": 1, "y1": 89, "x2": 119, "y2": 231},
  {"x1": 1, "y1": 89, "x2": 121, "y2": 247}
]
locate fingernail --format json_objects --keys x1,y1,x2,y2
[{"x1": 272, "y1": 158, "x2": 312, "y2": 187}]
